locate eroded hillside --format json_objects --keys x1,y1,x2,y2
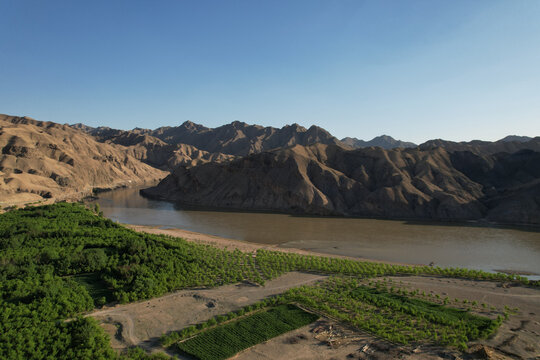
[
  {"x1": 142, "y1": 143, "x2": 540, "y2": 224},
  {"x1": 0, "y1": 115, "x2": 167, "y2": 205}
]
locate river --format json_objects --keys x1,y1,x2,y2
[{"x1": 89, "y1": 186, "x2": 540, "y2": 277}]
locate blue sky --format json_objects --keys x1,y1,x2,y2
[{"x1": 1, "y1": 0, "x2": 538, "y2": 143}]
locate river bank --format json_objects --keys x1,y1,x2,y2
[{"x1": 126, "y1": 224, "x2": 418, "y2": 267}]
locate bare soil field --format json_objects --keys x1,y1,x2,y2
[
  {"x1": 91, "y1": 272, "x2": 540, "y2": 360},
  {"x1": 89, "y1": 272, "x2": 326, "y2": 354},
  {"x1": 234, "y1": 319, "x2": 463, "y2": 360}
]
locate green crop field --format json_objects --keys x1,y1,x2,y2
[
  {"x1": 176, "y1": 305, "x2": 318, "y2": 360},
  {"x1": 282, "y1": 277, "x2": 502, "y2": 349}
]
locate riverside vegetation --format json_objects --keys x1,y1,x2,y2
[{"x1": 0, "y1": 203, "x2": 534, "y2": 359}]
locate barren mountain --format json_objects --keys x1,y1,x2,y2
[
  {"x1": 341, "y1": 135, "x2": 416, "y2": 149},
  {"x1": 419, "y1": 137, "x2": 540, "y2": 155},
  {"x1": 75, "y1": 120, "x2": 538, "y2": 161},
  {"x1": 498, "y1": 135, "x2": 533, "y2": 143},
  {"x1": 123, "y1": 120, "x2": 347, "y2": 156},
  {"x1": 104, "y1": 131, "x2": 236, "y2": 170},
  {"x1": 0, "y1": 115, "x2": 167, "y2": 206},
  {"x1": 125, "y1": 141, "x2": 237, "y2": 170},
  {"x1": 142, "y1": 143, "x2": 540, "y2": 224},
  {"x1": 73, "y1": 125, "x2": 237, "y2": 170},
  {"x1": 449, "y1": 149, "x2": 540, "y2": 224}
]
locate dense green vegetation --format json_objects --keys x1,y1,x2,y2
[
  {"x1": 176, "y1": 304, "x2": 318, "y2": 360},
  {"x1": 281, "y1": 277, "x2": 502, "y2": 349},
  {"x1": 255, "y1": 249, "x2": 532, "y2": 285},
  {"x1": 1, "y1": 203, "x2": 255, "y2": 359},
  {"x1": 0, "y1": 203, "x2": 528, "y2": 358}
]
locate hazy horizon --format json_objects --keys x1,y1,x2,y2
[{"x1": 1, "y1": 0, "x2": 539, "y2": 143}]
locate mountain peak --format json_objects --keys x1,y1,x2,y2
[
  {"x1": 282, "y1": 123, "x2": 307, "y2": 132},
  {"x1": 230, "y1": 120, "x2": 248, "y2": 128},
  {"x1": 498, "y1": 135, "x2": 533, "y2": 143},
  {"x1": 341, "y1": 135, "x2": 416, "y2": 149},
  {"x1": 180, "y1": 120, "x2": 206, "y2": 131}
]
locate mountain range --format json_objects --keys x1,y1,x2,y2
[
  {"x1": 2, "y1": 113, "x2": 539, "y2": 224},
  {"x1": 341, "y1": 135, "x2": 417, "y2": 149},
  {"x1": 142, "y1": 143, "x2": 540, "y2": 224}
]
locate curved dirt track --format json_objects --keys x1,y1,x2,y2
[{"x1": 90, "y1": 272, "x2": 326, "y2": 353}]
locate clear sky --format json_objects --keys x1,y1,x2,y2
[{"x1": 1, "y1": 0, "x2": 539, "y2": 143}]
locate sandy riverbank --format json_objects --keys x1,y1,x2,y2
[{"x1": 126, "y1": 224, "x2": 418, "y2": 267}]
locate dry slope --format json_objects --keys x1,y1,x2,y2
[
  {"x1": 143, "y1": 144, "x2": 488, "y2": 220},
  {"x1": 142, "y1": 143, "x2": 540, "y2": 223},
  {"x1": 0, "y1": 115, "x2": 167, "y2": 206},
  {"x1": 74, "y1": 125, "x2": 238, "y2": 170}
]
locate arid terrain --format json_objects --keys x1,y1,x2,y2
[
  {"x1": 142, "y1": 142, "x2": 540, "y2": 224},
  {"x1": 3, "y1": 113, "x2": 539, "y2": 224},
  {"x1": 0, "y1": 115, "x2": 167, "y2": 206}
]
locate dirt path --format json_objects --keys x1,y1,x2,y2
[{"x1": 90, "y1": 272, "x2": 326, "y2": 354}]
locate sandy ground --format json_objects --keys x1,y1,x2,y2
[
  {"x1": 233, "y1": 319, "x2": 463, "y2": 360},
  {"x1": 89, "y1": 272, "x2": 327, "y2": 354},
  {"x1": 126, "y1": 224, "x2": 414, "y2": 266}
]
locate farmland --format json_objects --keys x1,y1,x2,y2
[
  {"x1": 281, "y1": 277, "x2": 501, "y2": 349},
  {"x1": 176, "y1": 304, "x2": 318, "y2": 360},
  {"x1": 1, "y1": 203, "x2": 538, "y2": 359}
]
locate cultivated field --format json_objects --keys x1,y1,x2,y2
[
  {"x1": 89, "y1": 272, "x2": 326, "y2": 353},
  {"x1": 2, "y1": 203, "x2": 538, "y2": 360}
]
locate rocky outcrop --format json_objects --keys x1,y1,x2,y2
[
  {"x1": 103, "y1": 132, "x2": 237, "y2": 170},
  {"x1": 0, "y1": 115, "x2": 167, "y2": 205},
  {"x1": 449, "y1": 149, "x2": 540, "y2": 224},
  {"x1": 498, "y1": 135, "x2": 533, "y2": 143}
]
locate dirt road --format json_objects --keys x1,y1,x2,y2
[{"x1": 90, "y1": 272, "x2": 326, "y2": 353}]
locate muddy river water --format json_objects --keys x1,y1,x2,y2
[{"x1": 89, "y1": 186, "x2": 540, "y2": 277}]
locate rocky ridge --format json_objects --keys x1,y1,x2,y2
[
  {"x1": 77, "y1": 127, "x2": 237, "y2": 170},
  {"x1": 77, "y1": 120, "x2": 348, "y2": 157},
  {"x1": 341, "y1": 135, "x2": 417, "y2": 149},
  {"x1": 142, "y1": 143, "x2": 540, "y2": 224}
]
